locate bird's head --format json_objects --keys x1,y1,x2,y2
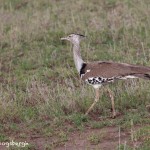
[{"x1": 61, "y1": 33, "x2": 86, "y2": 44}]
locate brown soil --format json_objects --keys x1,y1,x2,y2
[
  {"x1": 28, "y1": 126, "x2": 133, "y2": 150},
  {"x1": 0, "y1": 125, "x2": 144, "y2": 150},
  {"x1": 55, "y1": 127, "x2": 130, "y2": 150}
]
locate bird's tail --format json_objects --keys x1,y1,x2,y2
[
  {"x1": 128, "y1": 64, "x2": 150, "y2": 80},
  {"x1": 133, "y1": 73, "x2": 150, "y2": 80}
]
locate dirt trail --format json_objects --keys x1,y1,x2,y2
[
  {"x1": 55, "y1": 127, "x2": 130, "y2": 150},
  {"x1": 0, "y1": 126, "x2": 139, "y2": 150}
]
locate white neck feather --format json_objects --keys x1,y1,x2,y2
[{"x1": 73, "y1": 44, "x2": 84, "y2": 73}]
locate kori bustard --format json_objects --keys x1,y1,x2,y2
[{"x1": 61, "y1": 33, "x2": 150, "y2": 118}]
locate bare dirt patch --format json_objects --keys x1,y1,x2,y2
[
  {"x1": 55, "y1": 127, "x2": 129, "y2": 150},
  {"x1": 0, "y1": 121, "x2": 148, "y2": 150}
]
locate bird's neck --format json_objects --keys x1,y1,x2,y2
[{"x1": 72, "y1": 43, "x2": 84, "y2": 73}]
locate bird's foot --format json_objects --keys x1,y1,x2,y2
[
  {"x1": 111, "y1": 112, "x2": 116, "y2": 119},
  {"x1": 84, "y1": 112, "x2": 88, "y2": 116}
]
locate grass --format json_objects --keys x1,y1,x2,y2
[
  {"x1": 0, "y1": 0, "x2": 150, "y2": 149},
  {"x1": 88, "y1": 131, "x2": 105, "y2": 145}
]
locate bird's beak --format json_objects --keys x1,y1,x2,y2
[{"x1": 61, "y1": 37, "x2": 68, "y2": 40}]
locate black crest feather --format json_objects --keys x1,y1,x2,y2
[{"x1": 72, "y1": 33, "x2": 86, "y2": 37}]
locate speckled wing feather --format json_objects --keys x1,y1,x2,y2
[{"x1": 81, "y1": 61, "x2": 150, "y2": 80}]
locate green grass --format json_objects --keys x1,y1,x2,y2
[{"x1": 0, "y1": 0, "x2": 150, "y2": 149}]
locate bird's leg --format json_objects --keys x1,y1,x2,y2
[
  {"x1": 85, "y1": 88, "x2": 100, "y2": 115},
  {"x1": 106, "y1": 88, "x2": 116, "y2": 118}
]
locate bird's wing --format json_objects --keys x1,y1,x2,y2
[{"x1": 81, "y1": 61, "x2": 150, "y2": 80}]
